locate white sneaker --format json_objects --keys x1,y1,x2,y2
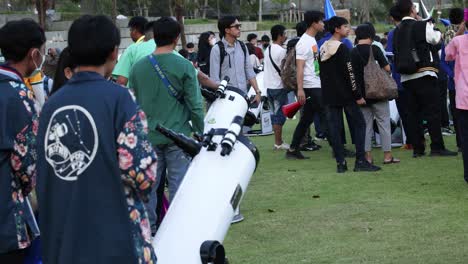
[{"x1": 274, "y1": 143, "x2": 290, "y2": 150}]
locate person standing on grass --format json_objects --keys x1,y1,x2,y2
[
  {"x1": 247, "y1": 33, "x2": 264, "y2": 62},
  {"x1": 285, "y1": 10, "x2": 327, "y2": 160},
  {"x1": 264, "y1": 24, "x2": 289, "y2": 150},
  {"x1": 445, "y1": 20, "x2": 468, "y2": 183},
  {"x1": 393, "y1": 0, "x2": 457, "y2": 158},
  {"x1": 319, "y1": 17, "x2": 381, "y2": 173},
  {"x1": 112, "y1": 16, "x2": 148, "y2": 86},
  {"x1": 209, "y1": 16, "x2": 261, "y2": 104},
  {"x1": 387, "y1": 5, "x2": 413, "y2": 150},
  {"x1": 351, "y1": 24, "x2": 400, "y2": 165},
  {"x1": 36, "y1": 15, "x2": 157, "y2": 264},
  {"x1": 0, "y1": 19, "x2": 44, "y2": 263},
  {"x1": 129, "y1": 17, "x2": 204, "y2": 233}
]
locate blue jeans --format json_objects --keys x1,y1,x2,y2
[
  {"x1": 146, "y1": 144, "x2": 191, "y2": 233},
  {"x1": 267, "y1": 88, "x2": 288, "y2": 125}
]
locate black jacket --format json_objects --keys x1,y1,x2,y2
[{"x1": 319, "y1": 41, "x2": 361, "y2": 106}]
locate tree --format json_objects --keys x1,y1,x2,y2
[
  {"x1": 174, "y1": 0, "x2": 187, "y2": 48},
  {"x1": 34, "y1": 0, "x2": 48, "y2": 29}
]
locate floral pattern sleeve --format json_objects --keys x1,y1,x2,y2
[
  {"x1": 117, "y1": 107, "x2": 158, "y2": 264},
  {"x1": 10, "y1": 88, "x2": 38, "y2": 196},
  {"x1": 117, "y1": 109, "x2": 157, "y2": 201}
]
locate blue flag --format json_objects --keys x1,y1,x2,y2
[{"x1": 324, "y1": 0, "x2": 336, "y2": 20}]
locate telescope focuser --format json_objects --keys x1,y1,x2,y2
[{"x1": 156, "y1": 124, "x2": 202, "y2": 158}]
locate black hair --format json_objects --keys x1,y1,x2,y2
[
  {"x1": 327, "y1": 16, "x2": 349, "y2": 34},
  {"x1": 178, "y1": 48, "x2": 189, "y2": 59},
  {"x1": 364, "y1": 21, "x2": 377, "y2": 39},
  {"x1": 271, "y1": 24, "x2": 286, "y2": 41},
  {"x1": 245, "y1": 42, "x2": 256, "y2": 55},
  {"x1": 68, "y1": 15, "x2": 120, "y2": 66},
  {"x1": 51, "y1": 47, "x2": 76, "y2": 95},
  {"x1": 247, "y1": 33, "x2": 257, "y2": 42},
  {"x1": 355, "y1": 24, "x2": 374, "y2": 41},
  {"x1": 0, "y1": 19, "x2": 45, "y2": 62},
  {"x1": 128, "y1": 16, "x2": 148, "y2": 34},
  {"x1": 449, "y1": 8, "x2": 464, "y2": 25},
  {"x1": 186, "y1": 42, "x2": 195, "y2": 49},
  {"x1": 304, "y1": 10, "x2": 324, "y2": 28},
  {"x1": 261, "y1": 35, "x2": 270, "y2": 42},
  {"x1": 295, "y1": 21, "x2": 308, "y2": 36},
  {"x1": 154, "y1": 17, "x2": 181, "y2": 47},
  {"x1": 198, "y1": 31, "x2": 215, "y2": 64},
  {"x1": 380, "y1": 38, "x2": 388, "y2": 46},
  {"x1": 144, "y1": 21, "x2": 155, "y2": 34},
  {"x1": 389, "y1": 5, "x2": 403, "y2": 22},
  {"x1": 218, "y1": 16, "x2": 237, "y2": 38},
  {"x1": 396, "y1": 0, "x2": 414, "y2": 17}
]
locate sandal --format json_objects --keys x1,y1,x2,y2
[{"x1": 383, "y1": 157, "x2": 400, "y2": 164}]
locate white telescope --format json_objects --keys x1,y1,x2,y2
[{"x1": 153, "y1": 78, "x2": 259, "y2": 264}]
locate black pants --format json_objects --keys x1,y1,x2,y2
[
  {"x1": 291, "y1": 89, "x2": 325, "y2": 149},
  {"x1": 458, "y1": 109, "x2": 468, "y2": 182},
  {"x1": 395, "y1": 89, "x2": 411, "y2": 144},
  {"x1": 326, "y1": 103, "x2": 366, "y2": 163},
  {"x1": 449, "y1": 89, "x2": 462, "y2": 148},
  {"x1": 0, "y1": 249, "x2": 25, "y2": 264},
  {"x1": 403, "y1": 76, "x2": 445, "y2": 152},
  {"x1": 439, "y1": 78, "x2": 450, "y2": 127}
]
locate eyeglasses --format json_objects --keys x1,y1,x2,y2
[{"x1": 229, "y1": 24, "x2": 242, "y2": 29}]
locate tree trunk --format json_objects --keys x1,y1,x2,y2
[
  {"x1": 112, "y1": 0, "x2": 117, "y2": 24},
  {"x1": 35, "y1": 0, "x2": 47, "y2": 30},
  {"x1": 258, "y1": 0, "x2": 262, "y2": 22},
  {"x1": 202, "y1": 0, "x2": 208, "y2": 19},
  {"x1": 175, "y1": 1, "x2": 187, "y2": 48},
  {"x1": 169, "y1": 0, "x2": 174, "y2": 16}
]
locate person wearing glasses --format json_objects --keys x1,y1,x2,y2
[{"x1": 209, "y1": 16, "x2": 261, "y2": 104}]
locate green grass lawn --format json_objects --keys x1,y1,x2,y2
[{"x1": 224, "y1": 120, "x2": 467, "y2": 263}]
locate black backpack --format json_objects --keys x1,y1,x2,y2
[
  {"x1": 216, "y1": 40, "x2": 247, "y2": 79},
  {"x1": 393, "y1": 21, "x2": 419, "y2": 74}
]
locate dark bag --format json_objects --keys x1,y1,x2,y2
[
  {"x1": 363, "y1": 47, "x2": 398, "y2": 100},
  {"x1": 280, "y1": 46, "x2": 297, "y2": 91},
  {"x1": 393, "y1": 22, "x2": 419, "y2": 74}
]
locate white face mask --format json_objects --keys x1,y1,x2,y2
[
  {"x1": 28, "y1": 49, "x2": 45, "y2": 78},
  {"x1": 209, "y1": 38, "x2": 217, "y2": 46}
]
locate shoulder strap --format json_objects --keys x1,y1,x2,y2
[
  {"x1": 238, "y1": 40, "x2": 247, "y2": 58},
  {"x1": 216, "y1": 41, "x2": 226, "y2": 80},
  {"x1": 368, "y1": 46, "x2": 375, "y2": 63},
  {"x1": 269, "y1": 46, "x2": 281, "y2": 75},
  {"x1": 147, "y1": 55, "x2": 184, "y2": 104}
]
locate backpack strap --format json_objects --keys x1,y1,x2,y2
[
  {"x1": 147, "y1": 55, "x2": 184, "y2": 104},
  {"x1": 216, "y1": 40, "x2": 248, "y2": 79},
  {"x1": 216, "y1": 41, "x2": 226, "y2": 80},
  {"x1": 269, "y1": 45, "x2": 282, "y2": 75}
]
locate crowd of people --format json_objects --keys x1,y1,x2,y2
[{"x1": 0, "y1": 0, "x2": 467, "y2": 263}]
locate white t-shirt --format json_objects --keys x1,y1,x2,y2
[
  {"x1": 263, "y1": 43, "x2": 287, "y2": 89},
  {"x1": 295, "y1": 33, "x2": 321, "y2": 88}
]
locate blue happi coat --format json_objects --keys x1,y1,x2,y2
[{"x1": 37, "y1": 71, "x2": 158, "y2": 264}]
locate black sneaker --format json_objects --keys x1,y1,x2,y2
[
  {"x1": 354, "y1": 160, "x2": 381, "y2": 172},
  {"x1": 300, "y1": 142, "x2": 321, "y2": 151},
  {"x1": 430, "y1": 149, "x2": 458, "y2": 157},
  {"x1": 337, "y1": 161, "x2": 348, "y2": 173},
  {"x1": 286, "y1": 149, "x2": 310, "y2": 160},
  {"x1": 413, "y1": 151, "x2": 425, "y2": 158},
  {"x1": 344, "y1": 148, "x2": 355, "y2": 158}
]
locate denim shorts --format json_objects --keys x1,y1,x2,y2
[{"x1": 267, "y1": 88, "x2": 289, "y2": 125}]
